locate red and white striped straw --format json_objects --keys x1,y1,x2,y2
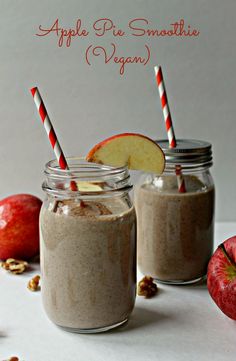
[
  {"x1": 154, "y1": 66, "x2": 186, "y2": 193},
  {"x1": 175, "y1": 165, "x2": 186, "y2": 193},
  {"x1": 30, "y1": 87, "x2": 78, "y2": 192}
]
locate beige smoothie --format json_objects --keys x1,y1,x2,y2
[
  {"x1": 40, "y1": 198, "x2": 136, "y2": 331},
  {"x1": 135, "y1": 175, "x2": 214, "y2": 282}
]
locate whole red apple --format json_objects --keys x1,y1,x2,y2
[
  {"x1": 207, "y1": 236, "x2": 236, "y2": 320},
  {"x1": 0, "y1": 194, "x2": 42, "y2": 260}
]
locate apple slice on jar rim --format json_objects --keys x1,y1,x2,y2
[{"x1": 86, "y1": 133, "x2": 165, "y2": 174}]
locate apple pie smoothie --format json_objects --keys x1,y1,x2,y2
[
  {"x1": 40, "y1": 159, "x2": 136, "y2": 333},
  {"x1": 135, "y1": 140, "x2": 215, "y2": 284}
]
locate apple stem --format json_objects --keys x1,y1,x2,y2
[{"x1": 219, "y1": 243, "x2": 236, "y2": 269}]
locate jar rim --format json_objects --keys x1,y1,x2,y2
[
  {"x1": 45, "y1": 157, "x2": 129, "y2": 177},
  {"x1": 43, "y1": 157, "x2": 133, "y2": 198}
]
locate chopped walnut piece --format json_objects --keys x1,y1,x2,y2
[
  {"x1": 28, "y1": 275, "x2": 40, "y2": 292},
  {"x1": 0, "y1": 258, "x2": 28, "y2": 274},
  {"x1": 138, "y1": 276, "x2": 158, "y2": 298}
]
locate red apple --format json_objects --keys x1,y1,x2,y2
[
  {"x1": 207, "y1": 236, "x2": 236, "y2": 320},
  {"x1": 86, "y1": 133, "x2": 165, "y2": 174},
  {"x1": 0, "y1": 194, "x2": 42, "y2": 260}
]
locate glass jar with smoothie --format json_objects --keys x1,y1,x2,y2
[
  {"x1": 135, "y1": 139, "x2": 215, "y2": 285},
  {"x1": 40, "y1": 158, "x2": 136, "y2": 333}
]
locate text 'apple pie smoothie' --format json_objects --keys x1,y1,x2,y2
[
  {"x1": 40, "y1": 159, "x2": 136, "y2": 333},
  {"x1": 135, "y1": 140, "x2": 215, "y2": 284}
]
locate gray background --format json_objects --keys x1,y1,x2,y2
[{"x1": 0, "y1": 0, "x2": 235, "y2": 221}]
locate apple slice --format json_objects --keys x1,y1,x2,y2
[
  {"x1": 86, "y1": 133, "x2": 165, "y2": 174},
  {"x1": 77, "y1": 181, "x2": 102, "y2": 192}
]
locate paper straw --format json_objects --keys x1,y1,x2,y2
[
  {"x1": 175, "y1": 165, "x2": 187, "y2": 193},
  {"x1": 30, "y1": 87, "x2": 78, "y2": 192},
  {"x1": 154, "y1": 66, "x2": 186, "y2": 193}
]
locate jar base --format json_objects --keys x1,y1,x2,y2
[
  {"x1": 154, "y1": 275, "x2": 206, "y2": 285},
  {"x1": 57, "y1": 318, "x2": 129, "y2": 334}
]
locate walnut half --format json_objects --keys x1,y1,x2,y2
[
  {"x1": 0, "y1": 259, "x2": 28, "y2": 274},
  {"x1": 138, "y1": 276, "x2": 158, "y2": 298},
  {"x1": 27, "y1": 275, "x2": 40, "y2": 292}
]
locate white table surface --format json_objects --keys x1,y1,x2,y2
[{"x1": 1, "y1": 222, "x2": 236, "y2": 361}]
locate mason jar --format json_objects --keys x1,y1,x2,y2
[
  {"x1": 40, "y1": 158, "x2": 136, "y2": 333},
  {"x1": 135, "y1": 139, "x2": 215, "y2": 285}
]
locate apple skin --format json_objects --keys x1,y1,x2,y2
[
  {"x1": 0, "y1": 194, "x2": 42, "y2": 260},
  {"x1": 207, "y1": 236, "x2": 236, "y2": 320}
]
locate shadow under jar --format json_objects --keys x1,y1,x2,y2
[
  {"x1": 40, "y1": 158, "x2": 136, "y2": 333},
  {"x1": 135, "y1": 140, "x2": 215, "y2": 285}
]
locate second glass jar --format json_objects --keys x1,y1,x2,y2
[{"x1": 135, "y1": 139, "x2": 215, "y2": 285}]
